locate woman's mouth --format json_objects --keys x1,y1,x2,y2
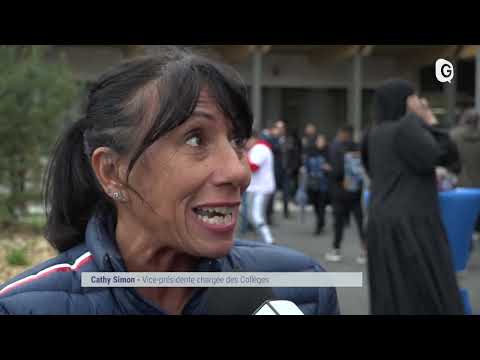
[{"x1": 193, "y1": 207, "x2": 235, "y2": 226}]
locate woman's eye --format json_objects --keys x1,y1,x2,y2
[
  {"x1": 231, "y1": 137, "x2": 247, "y2": 149},
  {"x1": 186, "y1": 135, "x2": 202, "y2": 147}
]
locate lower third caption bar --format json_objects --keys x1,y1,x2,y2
[{"x1": 81, "y1": 272, "x2": 363, "y2": 288}]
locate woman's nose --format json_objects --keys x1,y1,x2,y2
[{"x1": 211, "y1": 141, "x2": 251, "y2": 189}]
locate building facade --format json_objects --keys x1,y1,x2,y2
[{"x1": 46, "y1": 45, "x2": 480, "y2": 140}]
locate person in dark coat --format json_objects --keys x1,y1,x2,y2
[
  {"x1": 281, "y1": 125, "x2": 303, "y2": 219},
  {"x1": 302, "y1": 123, "x2": 318, "y2": 159},
  {"x1": 304, "y1": 134, "x2": 331, "y2": 235},
  {"x1": 264, "y1": 124, "x2": 284, "y2": 226},
  {"x1": 362, "y1": 79, "x2": 464, "y2": 315},
  {"x1": 326, "y1": 125, "x2": 366, "y2": 264},
  {"x1": 450, "y1": 109, "x2": 480, "y2": 188}
]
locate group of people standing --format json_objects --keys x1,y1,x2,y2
[{"x1": 240, "y1": 119, "x2": 367, "y2": 265}]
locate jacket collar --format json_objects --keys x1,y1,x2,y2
[{"x1": 85, "y1": 211, "x2": 125, "y2": 273}]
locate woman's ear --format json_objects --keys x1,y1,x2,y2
[{"x1": 91, "y1": 147, "x2": 129, "y2": 202}]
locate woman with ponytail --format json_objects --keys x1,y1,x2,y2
[{"x1": 0, "y1": 47, "x2": 339, "y2": 315}]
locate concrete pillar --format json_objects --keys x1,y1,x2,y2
[
  {"x1": 349, "y1": 53, "x2": 363, "y2": 141},
  {"x1": 476, "y1": 48, "x2": 480, "y2": 113},
  {"x1": 251, "y1": 46, "x2": 263, "y2": 131},
  {"x1": 263, "y1": 88, "x2": 282, "y2": 128},
  {"x1": 444, "y1": 58, "x2": 457, "y2": 126}
]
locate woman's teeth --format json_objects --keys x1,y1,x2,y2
[
  {"x1": 198, "y1": 214, "x2": 233, "y2": 225},
  {"x1": 195, "y1": 207, "x2": 234, "y2": 226}
]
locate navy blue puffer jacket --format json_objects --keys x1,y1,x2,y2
[{"x1": 0, "y1": 213, "x2": 339, "y2": 315}]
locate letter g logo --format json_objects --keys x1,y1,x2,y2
[{"x1": 436, "y1": 59, "x2": 454, "y2": 84}]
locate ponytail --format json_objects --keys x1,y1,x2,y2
[{"x1": 44, "y1": 118, "x2": 107, "y2": 252}]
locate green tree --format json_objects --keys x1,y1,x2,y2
[{"x1": 0, "y1": 46, "x2": 80, "y2": 224}]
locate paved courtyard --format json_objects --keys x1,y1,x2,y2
[{"x1": 239, "y1": 202, "x2": 480, "y2": 315}]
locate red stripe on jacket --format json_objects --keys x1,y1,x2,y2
[{"x1": 0, "y1": 252, "x2": 94, "y2": 297}]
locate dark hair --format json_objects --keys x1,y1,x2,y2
[
  {"x1": 339, "y1": 124, "x2": 354, "y2": 135},
  {"x1": 44, "y1": 47, "x2": 253, "y2": 252}
]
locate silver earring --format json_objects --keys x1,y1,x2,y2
[{"x1": 112, "y1": 192, "x2": 125, "y2": 202}]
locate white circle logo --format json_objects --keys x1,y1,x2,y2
[{"x1": 435, "y1": 58, "x2": 454, "y2": 84}]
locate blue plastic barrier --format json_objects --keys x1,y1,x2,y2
[
  {"x1": 461, "y1": 288, "x2": 473, "y2": 315},
  {"x1": 438, "y1": 188, "x2": 480, "y2": 272}
]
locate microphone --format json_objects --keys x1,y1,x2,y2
[
  {"x1": 205, "y1": 287, "x2": 305, "y2": 315},
  {"x1": 254, "y1": 300, "x2": 305, "y2": 315},
  {"x1": 205, "y1": 287, "x2": 276, "y2": 315}
]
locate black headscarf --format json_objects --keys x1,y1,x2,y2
[{"x1": 374, "y1": 79, "x2": 416, "y2": 124}]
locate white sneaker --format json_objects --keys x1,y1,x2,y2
[
  {"x1": 325, "y1": 250, "x2": 342, "y2": 263},
  {"x1": 473, "y1": 232, "x2": 480, "y2": 243},
  {"x1": 356, "y1": 255, "x2": 367, "y2": 265}
]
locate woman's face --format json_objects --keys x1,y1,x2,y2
[{"x1": 123, "y1": 89, "x2": 251, "y2": 259}]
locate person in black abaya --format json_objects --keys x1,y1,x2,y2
[{"x1": 361, "y1": 79, "x2": 464, "y2": 315}]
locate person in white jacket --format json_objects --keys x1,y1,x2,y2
[{"x1": 245, "y1": 131, "x2": 276, "y2": 244}]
